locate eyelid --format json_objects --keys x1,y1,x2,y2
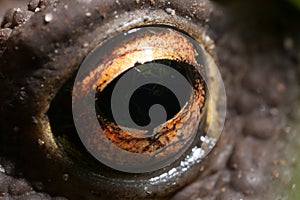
[{"x1": 1, "y1": 0, "x2": 213, "y2": 74}]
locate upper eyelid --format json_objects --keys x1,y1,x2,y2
[{"x1": 1, "y1": 0, "x2": 212, "y2": 72}]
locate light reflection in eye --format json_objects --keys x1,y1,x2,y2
[{"x1": 48, "y1": 26, "x2": 226, "y2": 174}]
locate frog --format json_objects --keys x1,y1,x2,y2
[{"x1": 0, "y1": 0, "x2": 300, "y2": 199}]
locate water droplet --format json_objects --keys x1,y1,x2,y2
[
  {"x1": 83, "y1": 42, "x2": 89, "y2": 48},
  {"x1": 19, "y1": 91, "x2": 27, "y2": 101},
  {"x1": 32, "y1": 116, "x2": 38, "y2": 124},
  {"x1": 62, "y1": 174, "x2": 69, "y2": 181},
  {"x1": 165, "y1": 8, "x2": 175, "y2": 15},
  {"x1": 38, "y1": 139, "x2": 45, "y2": 146},
  {"x1": 146, "y1": 190, "x2": 152, "y2": 195},
  {"x1": 0, "y1": 164, "x2": 5, "y2": 173},
  {"x1": 86, "y1": 12, "x2": 91, "y2": 17},
  {"x1": 44, "y1": 13, "x2": 53, "y2": 23}
]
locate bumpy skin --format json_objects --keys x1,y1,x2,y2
[{"x1": 0, "y1": 0, "x2": 300, "y2": 199}]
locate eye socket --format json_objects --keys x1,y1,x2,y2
[
  {"x1": 48, "y1": 26, "x2": 226, "y2": 174},
  {"x1": 0, "y1": 0, "x2": 226, "y2": 198}
]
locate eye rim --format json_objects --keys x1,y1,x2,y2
[
  {"x1": 71, "y1": 26, "x2": 210, "y2": 173},
  {"x1": 0, "y1": 0, "x2": 224, "y2": 199}
]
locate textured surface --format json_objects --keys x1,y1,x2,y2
[{"x1": 0, "y1": 0, "x2": 300, "y2": 199}]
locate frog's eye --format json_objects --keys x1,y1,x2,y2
[
  {"x1": 0, "y1": 0, "x2": 226, "y2": 198},
  {"x1": 49, "y1": 26, "x2": 225, "y2": 178},
  {"x1": 48, "y1": 26, "x2": 226, "y2": 174}
]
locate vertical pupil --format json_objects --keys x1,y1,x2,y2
[{"x1": 95, "y1": 59, "x2": 192, "y2": 131}]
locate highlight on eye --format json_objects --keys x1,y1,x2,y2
[{"x1": 49, "y1": 26, "x2": 226, "y2": 173}]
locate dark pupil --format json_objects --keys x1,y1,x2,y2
[
  {"x1": 129, "y1": 83, "x2": 180, "y2": 127},
  {"x1": 95, "y1": 59, "x2": 192, "y2": 131},
  {"x1": 47, "y1": 58, "x2": 201, "y2": 172}
]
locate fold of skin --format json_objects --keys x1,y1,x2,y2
[{"x1": 0, "y1": 0, "x2": 300, "y2": 199}]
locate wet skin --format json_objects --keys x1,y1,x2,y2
[{"x1": 0, "y1": 0, "x2": 300, "y2": 199}]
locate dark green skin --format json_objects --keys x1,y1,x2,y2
[{"x1": 0, "y1": 0, "x2": 300, "y2": 199}]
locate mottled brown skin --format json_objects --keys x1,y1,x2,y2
[{"x1": 0, "y1": 0, "x2": 300, "y2": 199}]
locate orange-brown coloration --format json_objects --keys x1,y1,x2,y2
[
  {"x1": 73, "y1": 27, "x2": 207, "y2": 159},
  {"x1": 97, "y1": 82, "x2": 205, "y2": 153},
  {"x1": 96, "y1": 29, "x2": 200, "y2": 91}
]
